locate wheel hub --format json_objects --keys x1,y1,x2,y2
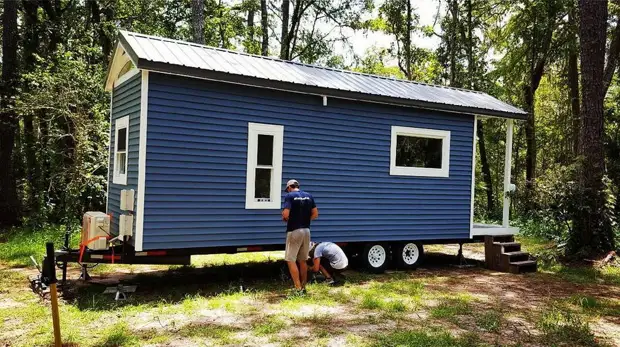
[
  {"x1": 368, "y1": 245, "x2": 386, "y2": 267},
  {"x1": 402, "y1": 243, "x2": 419, "y2": 265}
]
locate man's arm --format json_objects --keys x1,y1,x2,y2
[
  {"x1": 311, "y1": 207, "x2": 319, "y2": 220},
  {"x1": 282, "y1": 209, "x2": 290, "y2": 222},
  {"x1": 312, "y1": 257, "x2": 321, "y2": 272},
  {"x1": 282, "y1": 194, "x2": 291, "y2": 222}
]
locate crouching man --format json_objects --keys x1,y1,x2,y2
[{"x1": 309, "y1": 242, "x2": 348, "y2": 285}]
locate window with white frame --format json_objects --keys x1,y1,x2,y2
[
  {"x1": 245, "y1": 123, "x2": 284, "y2": 209},
  {"x1": 390, "y1": 126, "x2": 451, "y2": 177},
  {"x1": 113, "y1": 116, "x2": 129, "y2": 185}
]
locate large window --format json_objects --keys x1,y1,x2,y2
[
  {"x1": 113, "y1": 116, "x2": 129, "y2": 185},
  {"x1": 245, "y1": 123, "x2": 284, "y2": 209},
  {"x1": 390, "y1": 126, "x2": 450, "y2": 177}
]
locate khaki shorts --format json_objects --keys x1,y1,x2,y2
[{"x1": 284, "y1": 228, "x2": 311, "y2": 262}]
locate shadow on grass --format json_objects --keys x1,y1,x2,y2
[{"x1": 61, "y1": 251, "x2": 481, "y2": 312}]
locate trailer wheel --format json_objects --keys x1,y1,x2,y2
[
  {"x1": 362, "y1": 243, "x2": 388, "y2": 273},
  {"x1": 394, "y1": 242, "x2": 424, "y2": 269}
]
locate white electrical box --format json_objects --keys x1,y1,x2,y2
[
  {"x1": 119, "y1": 214, "x2": 134, "y2": 237},
  {"x1": 81, "y1": 212, "x2": 110, "y2": 251},
  {"x1": 120, "y1": 189, "x2": 135, "y2": 211}
]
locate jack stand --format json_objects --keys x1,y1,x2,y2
[
  {"x1": 452, "y1": 243, "x2": 475, "y2": 268},
  {"x1": 103, "y1": 284, "x2": 137, "y2": 301},
  {"x1": 79, "y1": 264, "x2": 91, "y2": 281}
]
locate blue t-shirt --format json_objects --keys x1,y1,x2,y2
[{"x1": 283, "y1": 190, "x2": 316, "y2": 232}]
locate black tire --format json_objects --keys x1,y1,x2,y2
[
  {"x1": 361, "y1": 243, "x2": 389, "y2": 273},
  {"x1": 393, "y1": 242, "x2": 424, "y2": 269}
]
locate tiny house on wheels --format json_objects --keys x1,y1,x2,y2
[{"x1": 55, "y1": 31, "x2": 533, "y2": 276}]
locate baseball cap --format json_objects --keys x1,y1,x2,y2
[{"x1": 285, "y1": 179, "x2": 299, "y2": 190}]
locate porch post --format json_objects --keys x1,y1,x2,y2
[{"x1": 502, "y1": 119, "x2": 514, "y2": 228}]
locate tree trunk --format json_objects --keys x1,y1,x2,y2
[
  {"x1": 22, "y1": 0, "x2": 42, "y2": 215},
  {"x1": 247, "y1": 6, "x2": 256, "y2": 53},
  {"x1": 0, "y1": 0, "x2": 21, "y2": 228},
  {"x1": 404, "y1": 0, "x2": 412, "y2": 79},
  {"x1": 449, "y1": 0, "x2": 458, "y2": 86},
  {"x1": 261, "y1": 0, "x2": 269, "y2": 55},
  {"x1": 477, "y1": 120, "x2": 495, "y2": 213},
  {"x1": 280, "y1": 0, "x2": 290, "y2": 59},
  {"x1": 524, "y1": 84, "x2": 536, "y2": 201},
  {"x1": 191, "y1": 0, "x2": 205, "y2": 44},
  {"x1": 89, "y1": 0, "x2": 113, "y2": 64},
  {"x1": 572, "y1": 0, "x2": 615, "y2": 255}
]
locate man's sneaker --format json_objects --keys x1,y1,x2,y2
[
  {"x1": 287, "y1": 288, "x2": 306, "y2": 299},
  {"x1": 324, "y1": 278, "x2": 335, "y2": 285}
]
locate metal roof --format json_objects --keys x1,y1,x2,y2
[{"x1": 116, "y1": 30, "x2": 527, "y2": 119}]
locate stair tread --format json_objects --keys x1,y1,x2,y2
[
  {"x1": 504, "y1": 251, "x2": 529, "y2": 256},
  {"x1": 510, "y1": 260, "x2": 537, "y2": 266},
  {"x1": 494, "y1": 242, "x2": 520, "y2": 247}
]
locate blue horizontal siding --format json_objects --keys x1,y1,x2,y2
[
  {"x1": 107, "y1": 73, "x2": 140, "y2": 238},
  {"x1": 142, "y1": 73, "x2": 474, "y2": 250}
]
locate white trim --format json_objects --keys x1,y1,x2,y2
[
  {"x1": 135, "y1": 70, "x2": 149, "y2": 252},
  {"x1": 245, "y1": 122, "x2": 284, "y2": 209},
  {"x1": 106, "y1": 92, "x2": 113, "y2": 213},
  {"x1": 469, "y1": 116, "x2": 477, "y2": 238},
  {"x1": 112, "y1": 116, "x2": 129, "y2": 185},
  {"x1": 113, "y1": 68, "x2": 140, "y2": 88},
  {"x1": 502, "y1": 119, "x2": 514, "y2": 228},
  {"x1": 471, "y1": 225, "x2": 519, "y2": 236},
  {"x1": 105, "y1": 42, "x2": 137, "y2": 91},
  {"x1": 144, "y1": 69, "x2": 522, "y2": 120},
  {"x1": 389, "y1": 126, "x2": 450, "y2": 177}
]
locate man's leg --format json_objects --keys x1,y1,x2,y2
[
  {"x1": 298, "y1": 260, "x2": 308, "y2": 288},
  {"x1": 297, "y1": 229, "x2": 311, "y2": 289},
  {"x1": 287, "y1": 261, "x2": 302, "y2": 289},
  {"x1": 285, "y1": 231, "x2": 303, "y2": 290}
]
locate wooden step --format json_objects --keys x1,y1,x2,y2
[
  {"x1": 503, "y1": 251, "x2": 529, "y2": 262},
  {"x1": 509, "y1": 260, "x2": 537, "y2": 274},
  {"x1": 491, "y1": 235, "x2": 515, "y2": 243},
  {"x1": 494, "y1": 242, "x2": 521, "y2": 252}
]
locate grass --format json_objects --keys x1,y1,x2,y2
[
  {"x1": 537, "y1": 308, "x2": 602, "y2": 347},
  {"x1": 178, "y1": 323, "x2": 241, "y2": 344},
  {"x1": 0, "y1": 225, "x2": 80, "y2": 267},
  {"x1": 253, "y1": 316, "x2": 288, "y2": 335},
  {"x1": 372, "y1": 330, "x2": 485, "y2": 347},
  {"x1": 0, "y1": 226, "x2": 619, "y2": 346},
  {"x1": 429, "y1": 295, "x2": 472, "y2": 320},
  {"x1": 475, "y1": 311, "x2": 502, "y2": 333}
]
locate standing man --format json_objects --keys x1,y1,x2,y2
[{"x1": 282, "y1": 179, "x2": 318, "y2": 293}]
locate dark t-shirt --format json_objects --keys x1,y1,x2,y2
[{"x1": 283, "y1": 190, "x2": 316, "y2": 232}]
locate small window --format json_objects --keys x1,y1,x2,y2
[
  {"x1": 113, "y1": 116, "x2": 129, "y2": 185},
  {"x1": 390, "y1": 126, "x2": 450, "y2": 177},
  {"x1": 246, "y1": 123, "x2": 284, "y2": 209}
]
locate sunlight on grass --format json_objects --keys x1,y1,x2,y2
[
  {"x1": 429, "y1": 295, "x2": 473, "y2": 320},
  {"x1": 98, "y1": 322, "x2": 140, "y2": 347},
  {"x1": 253, "y1": 315, "x2": 288, "y2": 335},
  {"x1": 192, "y1": 251, "x2": 284, "y2": 267},
  {"x1": 0, "y1": 225, "x2": 80, "y2": 267}
]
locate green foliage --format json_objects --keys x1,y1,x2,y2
[
  {"x1": 16, "y1": 48, "x2": 109, "y2": 226},
  {"x1": 0, "y1": 224, "x2": 80, "y2": 266}
]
